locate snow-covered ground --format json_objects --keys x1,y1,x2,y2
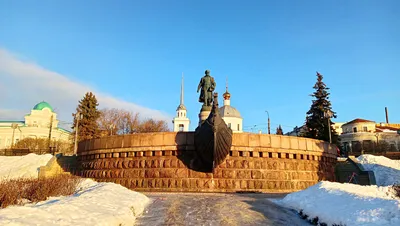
[
  {"x1": 0, "y1": 153, "x2": 53, "y2": 181},
  {"x1": 0, "y1": 178, "x2": 150, "y2": 226},
  {"x1": 274, "y1": 154, "x2": 400, "y2": 225},
  {"x1": 275, "y1": 181, "x2": 399, "y2": 226},
  {"x1": 357, "y1": 154, "x2": 400, "y2": 186},
  {"x1": 0, "y1": 154, "x2": 150, "y2": 225}
]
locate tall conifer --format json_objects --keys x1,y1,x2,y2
[
  {"x1": 302, "y1": 72, "x2": 339, "y2": 144},
  {"x1": 72, "y1": 92, "x2": 101, "y2": 141}
]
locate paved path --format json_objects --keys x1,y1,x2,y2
[{"x1": 135, "y1": 193, "x2": 309, "y2": 226}]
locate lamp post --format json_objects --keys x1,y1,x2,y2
[
  {"x1": 73, "y1": 112, "x2": 83, "y2": 156},
  {"x1": 324, "y1": 110, "x2": 333, "y2": 144},
  {"x1": 265, "y1": 110, "x2": 270, "y2": 134},
  {"x1": 109, "y1": 124, "x2": 115, "y2": 136},
  {"x1": 11, "y1": 123, "x2": 18, "y2": 148}
]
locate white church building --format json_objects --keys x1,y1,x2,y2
[
  {"x1": 172, "y1": 76, "x2": 190, "y2": 132},
  {"x1": 219, "y1": 86, "x2": 243, "y2": 133},
  {"x1": 0, "y1": 101, "x2": 71, "y2": 149},
  {"x1": 172, "y1": 76, "x2": 243, "y2": 133}
]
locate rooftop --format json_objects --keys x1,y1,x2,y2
[{"x1": 342, "y1": 118, "x2": 375, "y2": 126}]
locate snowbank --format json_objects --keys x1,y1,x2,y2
[
  {"x1": 0, "y1": 153, "x2": 53, "y2": 181},
  {"x1": 357, "y1": 154, "x2": 400, "y2": 186},
  {"x1": 0, "y1": 179, "x2": 150, "y2": 225},
  {"x1": 274, "y1": 181, "x2": 400, "y2": 226}
]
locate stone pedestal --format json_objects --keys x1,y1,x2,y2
[{"x1": 198, "y1": 107, "x2": 211, "y2": 126}]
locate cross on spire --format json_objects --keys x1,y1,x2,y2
[{"x1": 226, "y1": 76, "x2": 228, "y2": 92}]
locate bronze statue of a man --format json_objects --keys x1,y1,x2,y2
[{"x1": 197, "y1": 70, "x2": 216, "y2": 107}]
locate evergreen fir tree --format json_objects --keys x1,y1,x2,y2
[
  {"x1": 303, "y1": 72, "x2": 339, "y2": 144},
  {"x1": 276, "y1": 125, "x2": 284, "y2": 135},
  {"x1": 72, "y1": 92, "x2": 101, "y2": 141}
]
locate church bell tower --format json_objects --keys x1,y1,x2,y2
[{"x1": 173, "y1": 73, "x2": 190, "y2": 132}]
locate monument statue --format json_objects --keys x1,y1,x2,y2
[
  {"x1": 193, "y1": 92, "x2": 233, "y2": 172},
  {"x1": 197, "y1": 70, "x2": 216, "y2": 108}
]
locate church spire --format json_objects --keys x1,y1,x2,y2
[
  {"x1": 176, "y1": 72, "x2": 186, "y2": 111},
  {"x1": 173, "y1": 72, "x2": 190, "y2": 132},
  {"x1": 180, "y1": 73, "x2": 184, "y2": 106}
]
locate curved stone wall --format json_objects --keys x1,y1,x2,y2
[{"x1": 77, "y1": 132, "x2": 337, "y2": 192}]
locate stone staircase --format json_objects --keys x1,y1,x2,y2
[
  {"x1": 56, "y1": 154, "x2": 80, "y2": 176},
  {"x1": 38, "y1": 154, "x2": 80, "y2": 178},
  {"x1": 335, "y1": 156, "x2": 376, "y2": 185}
]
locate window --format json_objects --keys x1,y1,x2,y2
[
  {"x1": 33, "y1": 121, "x2": 38, "y2": 127},
  {"x1": 363, "y1": 140, "x2": 373, "y2": 152},
  {"x1": 351, "y1": 141, "x2": 362, "y2": 152},
  {"x1": 237, "y1": 124, "x2": 240, "y2": 131},
  {"x1": 228, "y1": 123, "x2": 231, "y2": 128},
  {"x1": 390, "y1": 143, "x2": 397, "y2": 152},
  {"x1": 179, "y1": 124, "x2": 184, "y2": 132},
  {"x1": 353, "y1": 127, "x2": 357, "y2": 133},
  {"x1": 363, "y1": 126, "x2": 368, "y2": 132}
]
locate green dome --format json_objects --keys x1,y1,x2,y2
[{"x1": 33, "y1": 101, "x2": 53, "y2": 112}]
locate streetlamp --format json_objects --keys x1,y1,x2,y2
[
  {"x1": 265, "y1": 110, "x2": 270, "y2": 134},
  {"x1": 74, "y1": 112, "x2": 83, "y2": 156},
  {"x1": 109, "y1": 124, "x2": 116, "y2": 136},
  {"x1": 251, "y1": 125, "x2": 257, "y2": 133},
  {"x1": 11, "y1": 123, "x2": 18, "y2": 148},
  {"x1": 324, "y1": 110, "x2": 333, "y2": 144}
]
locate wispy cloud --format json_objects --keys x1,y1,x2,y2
[{"x1": 0, "y1": 49, "x2": 171, "y2": 125}]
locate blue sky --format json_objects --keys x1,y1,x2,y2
[{"x1": 0, "y1": 0, "x2": 399, "y2": 132}]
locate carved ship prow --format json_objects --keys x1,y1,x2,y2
[{"x1": 194, "y1": 93, "x2": 233, "y2": 172}]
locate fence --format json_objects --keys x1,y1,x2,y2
[{"x1": 0, "y1": 148, "x2": 57, "y2": 156}]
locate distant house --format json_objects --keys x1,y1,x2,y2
[
  {"x1": 0, "y1": 101, "x2": 71, "y2": 149},
  {"x1": 286, "y1": 122, "x2": 344, "y2": 137},
  {"x1": 285, "y1": 126, "x2": 306, "y2": 136},
  {"x1": 340, "y1": 118, "x2": 400, "y2": 153}
]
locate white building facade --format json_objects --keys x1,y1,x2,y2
[
  {"x1": 0, "y1": 101, "x2": 71, "y2": 149},
  {"x1": 340, "y1": 118, "x2": 400, "y2": 153}
]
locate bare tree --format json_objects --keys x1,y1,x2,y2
[
  {"x1": 98, "y1": 108, "x2": 169, "y2": 136},
  {"x1": 13, "y1": 137, "x2": 73, "y2": 154},
  {"x1": 138, "y1": 118, "x2": 169, "y2": 133}
]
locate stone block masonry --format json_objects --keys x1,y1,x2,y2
[{"x1": 78, "y1": 132, "x2": 337, "y2": 193}]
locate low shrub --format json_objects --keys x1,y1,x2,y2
[
  {"x1": 0, "y1": 174, "x2": 82, "y2": 208},
  {"x1": 394, "y1": 185, "x2": 400, "y2": 198}
]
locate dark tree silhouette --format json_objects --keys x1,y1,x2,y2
[
  {"x1": 302, "y1": 72, "x2": 339, "y2": 144},
  {"x1": 276, "y1": 125, "x2": 284, "y2": 135}
]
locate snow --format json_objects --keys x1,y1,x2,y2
[
  {"x1": 0, "y1": 178, "x2": 150, "y2": 226},
  {"x1": 0, "y1": 153, "x2": 53, "y2": 181},
  {"x1": 274, "y1": 181, "x2": 400, "y2": 226},
  {"x1": 357, "y1": 154, "x2": 400, "y2": 186},
  {"x1": 0, "y1": 154, "x2": 150, "y2": 225}
]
